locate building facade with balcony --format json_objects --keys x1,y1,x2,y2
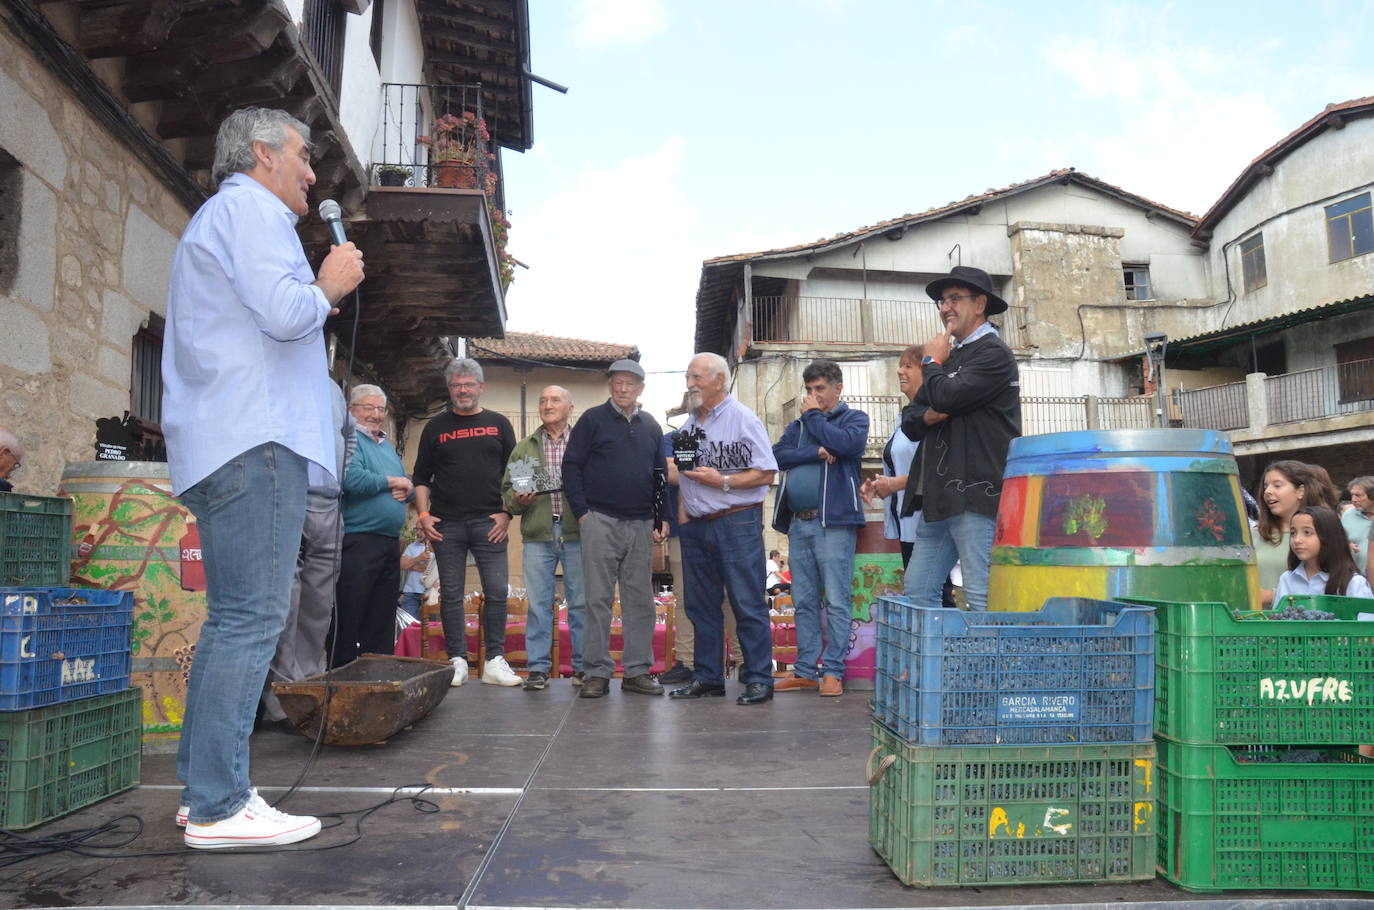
[
  {"x1": 693, "y1": 169, "x2": 1207, "y2": 460},
  {"x1": 1160, "y1": 96, "x2": 1374, "y2": 485},
  {"x1": 0, "y1": 0, "x2": 535, "y2": 492}
]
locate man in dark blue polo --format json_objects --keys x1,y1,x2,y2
[{"x1": 562, "y1": 359, "x2": 669, "y2": 699}]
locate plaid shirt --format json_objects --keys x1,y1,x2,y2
[{"x1": 541, "y1": 424, "x2": 570, "y2": 518}]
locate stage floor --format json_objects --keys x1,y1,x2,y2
[{"x1": 1, "y1": 678, "x2": 1365, "y2": 909}]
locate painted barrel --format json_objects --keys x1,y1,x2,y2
[
  {"x1": 59, "y1": 461, "x2": 206, "y2": 752},
  {"x1": 845, "y1": 518, "x2": 905, "y2": 688},
  {"x1": 988, "y1": 429, "x2": 1259, "y2": 614}
]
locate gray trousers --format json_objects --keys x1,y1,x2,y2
[
  {"x1": 580, "y1": 510, "x2": 655, "y2": 679},
  {"x1": 260, "y1": 504, "x2": 342, "y2": 721}
]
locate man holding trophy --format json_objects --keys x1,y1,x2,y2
[{"x1": 502, "y1": 385, "x2": 585, "y2": 691}]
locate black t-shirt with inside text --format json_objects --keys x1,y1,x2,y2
[{"x1": 412, "y1": 409, "x2": 516, "y2": 521}]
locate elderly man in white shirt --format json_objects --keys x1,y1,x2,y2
[{"x1": 161, "y1": 107, "x2": 363, "y2": 849}]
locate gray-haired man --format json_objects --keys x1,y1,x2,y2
[
  {"x1": 413, "y1": 358, "x2": 521, "y2": 686},
  {"x1": 163, "y1": 107, "x2": 363, "y2": 848}
]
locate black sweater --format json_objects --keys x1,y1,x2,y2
[
  {"x1": 900, "y1": 331, "x2": 1021, "y2": 522},
  {"x1": 412, "y1": 409, "x2": 516, "y2": 521},
  {"x1": 562, "y1": 401, "x2": 668, "y2": 523}
]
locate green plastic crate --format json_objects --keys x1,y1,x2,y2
[
  {"x1": 0, "y1": 687, "x2": 142, "y2": 830},
  {"x1": 1155, "y1": 734, "x2": 1374, "y2": 892},
  {"x1": 1136, "y1": 595, "x2": 1374, "y2": 744},
  {"x1": 0, "y1": 493, "x2": 72, "y2": 588},
  {"x1": 867, "y1": 721, "x2": 1155, "y2": 887}
]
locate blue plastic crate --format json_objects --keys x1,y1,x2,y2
[
  {"x1": 0, "y1": 588, "x2": 133, "y2": 711},
  {"x1": 874, "y1": 597, "x2": 1154, "y2": 745}
]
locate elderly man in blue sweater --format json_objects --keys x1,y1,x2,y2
[
  {"x1": 771, "y1": 359, "x2": 869, "y2": 697},
  {"x1": 562, "y1": 359, "x2": 669, "y2": 699}
]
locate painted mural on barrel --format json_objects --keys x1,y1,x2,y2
[
  {"x1": 60, "y1": 461, "x2": 206, "y2": 751},
  {"x1": 988, "y1": 429, "x2": 1259, "y2": 613}
]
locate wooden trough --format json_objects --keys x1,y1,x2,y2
[{"x1": 272, "y1": 654, "x2": 454, "y2": 746}]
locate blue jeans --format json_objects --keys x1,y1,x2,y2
[
  {"x1": 176, "y1": 443, "x2": 308, "y2": 822},
  {"x1": 400, "y1": 591, "x2": 423, "y2": 617},
  {"x1": 904, "y1": 511, "x2": 995, "y2": 611},
  {"x1": 523, "y1": 520, "x2": 584, "y2": 674},
  {"x1": 432, "y1": 516, "x2": 509, "y2": 658},
  {"x1": 679, "y1": 506, "x2": 774, "y2": 686},
  {"x1": 788, "y1": 518, "x2": 857, "y2": 680}
]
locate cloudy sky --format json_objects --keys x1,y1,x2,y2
[{"x1": 500, "y1": 0, "x2": 1374, "y2": 419}]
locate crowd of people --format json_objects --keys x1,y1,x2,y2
[{"x1": 49, "y1": 105, "x2": 1370, "y2": 851}]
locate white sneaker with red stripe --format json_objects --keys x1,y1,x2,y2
[{"x1": 183, "y1": 790, "x2": 320, "y2": 849}]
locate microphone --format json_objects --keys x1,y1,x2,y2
[{"x1": 318, "y1": 199, "x2": 347, "y2": 246}]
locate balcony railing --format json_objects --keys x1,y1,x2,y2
[
  {"x1": 1021, "y1": 395, "x2": 1155, "y2": 436},
  {"x1": 844, "y1": 394, "x2": 1154, "y2": 455},
  {"x1": 374, "y1": 82, "x2": 494, "y2": 192},
  {"x1": 1266, "y1": 358, "x2": 1374, "y2": 425},
  {"x1": 748, "y1": 296, "x2": 1028, "y2": 350},
  {"x1": 847, "y1": 395, "x2": 904, "y2": 454},
  {"x1": 1176, "y1": 381, "x2": 1249, "y2": 431}
]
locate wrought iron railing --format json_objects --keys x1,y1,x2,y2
[
  {"x1": 374, "y1": 82, "x2": 494, "y2": 193},
  {"x1": 1020, "y1": 395, "x2": 1155, "y2": 436},
  {"x1": 1266, "y1": 358, "x2": 1374, "y2": 425},
  {"x1": 1176, "y1": 381, "x2": 1248, "y2": 431},
  {"x1": 846, "y1": 395, "x2": 904, "y2": 453},
  {"x1": 747, "y1": 296, "x2": 1028, "y2": 350}
]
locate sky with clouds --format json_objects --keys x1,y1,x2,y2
[{"x1": 499, "y1": 0, "x2": 1374, "y2": 419}]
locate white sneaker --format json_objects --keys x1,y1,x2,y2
[
  {"x1": 183, "y1": 790, "x2": 321, "y2": 849},
  {"x1": 450, "y1": 656, "x2": 469, "y2": 687},
  {"x1": 175, "y1": 805, "x2": 188, "y2": 827},
  {"x1": 482, "y1": 655, "x2": 521, "y2": 686}
]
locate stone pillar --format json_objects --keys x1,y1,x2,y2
[{"x1": 1245, "y1": 372, "x2": 1268, "y2": 432}]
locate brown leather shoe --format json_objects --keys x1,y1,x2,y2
[
  {"x1": 819, "y1": 676, "x2": 843, "y2": 697},
  {"x1": 579, "y1": 676, "x2": 610, "y2": 698},
  {"x1": 774, "y1": 672, "x2": 819, "y2": 692}
]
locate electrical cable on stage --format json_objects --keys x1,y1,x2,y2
[{"x1": 0, "y1": 786, "x2": 440, "y2": 865}]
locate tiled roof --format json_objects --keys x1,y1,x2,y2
[
  {"x1": 694, "y1": 168, "x2": 1196, "y2": 354},
  {"x1": 468, "y1": 332, "x2": 639, "y2": 365},
  {"x1": 703, "y1": 168, "x2": 1197, "y2": 266},
  {"x1": 1193, "y1": 96, "x2": 1374, "y2": 236}
]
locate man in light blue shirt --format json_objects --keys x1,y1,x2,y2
[
  {"x1": 162, "y1": 107, "x2": 363, "y2": 850},
  {"x1": 669, "y1": 352, "x2": 778, "y2": 706}
]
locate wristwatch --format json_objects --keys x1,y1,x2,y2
[
  {"x1": 721, "y1": 476, "x2": 732, "y2": 493},
  {"x1": 922, "y1": 355, "x2": 941, "y2": 366}
]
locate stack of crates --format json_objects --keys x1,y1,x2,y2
[
  {"x1": 0, "y1": 491, "x2": 141, "y2": 830},
  {"x1": 1145, "y1": 593, "x2": 1374, "y2": 892},
  {"x1": 868, "y1": 596, "x2": 1157, "y2": 887}
]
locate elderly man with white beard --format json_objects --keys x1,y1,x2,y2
[{"x1": 668, "y1": 352, "x2": 778, "y2": 706}]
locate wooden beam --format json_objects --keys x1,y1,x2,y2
[
  {"x1": 76, "y1": 0, "x2": 180, "y2": 59},
  {"x1": 0, "y1": 0, "x2": 206, "y2": 211}
]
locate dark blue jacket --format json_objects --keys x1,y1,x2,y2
[
  {"x1": 562, "y1": 400, "x2": 668, "y2": 525},
  {"x1": 770, "y1": 400, "x2": 869, "y2": 533}
]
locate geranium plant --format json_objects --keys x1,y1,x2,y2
[{"x1": 418, "y1": 111, "x2": 491, "y2": 165}]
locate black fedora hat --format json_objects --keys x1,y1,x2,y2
[{"x1": 926, "y1": 266, "x2": 1008, "y2": 315}]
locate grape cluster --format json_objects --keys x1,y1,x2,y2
[
  {"x1": 1233, "y1": 607, "x2": 1338, "y2": 621},
  {"x1": 1270, "y1": 605, "x2": 1338, "y2": 621},
  {"x1": 1236, "y1": 748, "x2": 1341, "y2": 763}
]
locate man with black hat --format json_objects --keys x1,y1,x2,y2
[
  {"x1": 562, "y1": 359, "x2": 670, "y2": 699},
  {"x1": 900, "y1": 266, "x2": 1021, "y2": 612}
]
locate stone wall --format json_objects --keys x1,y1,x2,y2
[
  {"x1": 0, "y1": 28, "x2": 190, "y2": 495},
  {"x1": 1007, "y1": 221, "x2": 1128, "y2": 360}
]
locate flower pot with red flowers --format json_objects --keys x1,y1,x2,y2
[{"x1": 418, "y1": 112, "x2": 492, "y2": 189}]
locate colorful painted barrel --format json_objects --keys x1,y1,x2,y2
[
  {"x1": 988, "y1": 429, "x2": 1258, "y2": 614},
  {"x1": 59, "y1": 462, "x2": 206, "y2": 752},
  {"x1": 846, "y1": 518, "x2": 905, "y2": 687}
]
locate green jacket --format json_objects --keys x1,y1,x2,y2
[{"x1": 501, "y1": 426, "x2": 579, "y2": 543}]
